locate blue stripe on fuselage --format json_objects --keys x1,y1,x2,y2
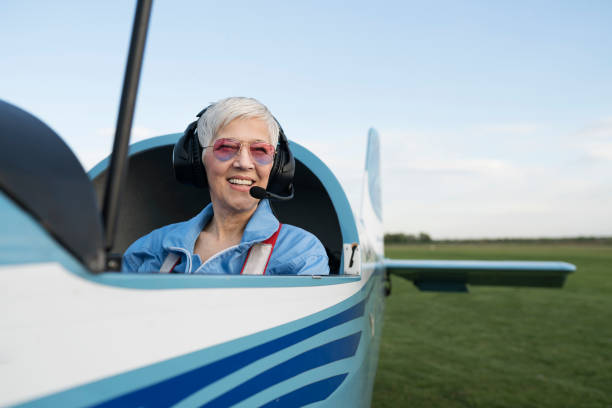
[
  {"x1": 260, "y1": 373, "x2": 349, "y2": 408},
  {"x1": 201, "y1": 333, "x2": 360, "y2": 407}
]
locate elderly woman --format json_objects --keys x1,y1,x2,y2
[{"x1": 122, "y1": 97, "x2": 329, "y2": 275}]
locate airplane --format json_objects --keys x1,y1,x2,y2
[{"x1": 0, "y1": 1, "x2": 575, "y2": 407}]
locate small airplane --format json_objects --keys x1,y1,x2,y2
[{"x1": 0, "y1": 1, "x2": 575, "y2": 407}]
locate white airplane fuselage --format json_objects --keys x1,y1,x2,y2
[{"x1": 0, "y1": 133, "x2": 386, "y2": 408}]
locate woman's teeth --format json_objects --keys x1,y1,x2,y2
[{"x1": 229, "y1": 178, "x2": 253, "y2": 186}]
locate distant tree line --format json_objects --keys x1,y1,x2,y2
[
  {"x1": 384, "y1": 233, "x2": 612, "y2": 245},
  {"x1": 384, "y1": 232, "x2": 432, "y2": 244}
]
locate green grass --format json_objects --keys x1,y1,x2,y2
[{"x1": 372, "y1": 243, "x2": 612, "y2": 407}]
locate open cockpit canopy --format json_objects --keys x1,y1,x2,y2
[{"x1": 0, "y1": 100, "x2": 105, "y2": 272}]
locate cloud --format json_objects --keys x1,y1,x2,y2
[
  {"x1": 572, "y1": 117, "x2": 612, "y2": 141},
  {"x1": 371, "y1": 122, "x2": 612, "y2": 238},
  {"x1": 570, "y1": 118, "x2": 612, "y2": 162},
  {"x1": 582, "y1": 142, "x2": 612, "y2": 161},
  {"x1": 378, "y1": 128, "x2": 516, "y2": 176},
  {"x1": 475, "y1": 122, "x2": 541, "y2": 135},
  {"x1": 390, "y1": 158, "x2": 510, "y2": 174},
  {"x1": 95, "y1": 126, "x2": 159, "y2": 142}
]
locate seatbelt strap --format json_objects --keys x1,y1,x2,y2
[
  {"x1": 160, "y1": 252, "x2": 180, "y2": 273},
  {"x1": 241, "y1": 223, "x2": 283, "y2": 275}
]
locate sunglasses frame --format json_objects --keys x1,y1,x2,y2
[{"x1": 203, "y1": 138, "x2": 276, "y2": 165}]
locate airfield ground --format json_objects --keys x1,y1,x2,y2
[{"x1": 373, "y1": 243, "x2": 612, "y2": 408}]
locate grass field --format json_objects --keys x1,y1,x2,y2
[{"x1": 372, "y1": 243, "x2": 612, "y2": 408}]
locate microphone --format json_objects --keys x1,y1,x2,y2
[{"x1": 249, "y1": 186, "x2": 294, "y2": 201}]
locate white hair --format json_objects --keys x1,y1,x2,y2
[{"x1": 196, "y1": 97, "x2": 280, "y2": 148}]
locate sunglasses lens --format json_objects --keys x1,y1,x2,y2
[
  {"x1": 212, "y1": 139, "x2": 240, "y2": 161},
  {"x1": 250, "y1": 143, "x2": 275, "y2": 165},
  {"x1": 211, "y1": 138, "x2": 275, "y2": 164}
]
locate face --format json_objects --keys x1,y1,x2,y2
[{"x1": 203, "y1": 117, "x2": 274, "y2": 214}]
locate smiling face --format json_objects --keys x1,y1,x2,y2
[{"x1": 203, "y1": 117, "x2": 274, "y2": 215}]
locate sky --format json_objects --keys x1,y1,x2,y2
[{"x1": 2, "y1": 1, "x2": 611, "y2": 239}]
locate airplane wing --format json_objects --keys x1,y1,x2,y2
[{"x1": 384, "y1": 258, "x2": 575, "y2": 292}]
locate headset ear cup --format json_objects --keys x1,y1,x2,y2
[
  {"x1": 269, "y1": 148, "x2": 282, "y2": 189},
  {"x1": 172, "y1": 120, "x2": 208, "y2": 188},
  {"x1": 267, "y1": 127, "x2": 295, "y2": 195},
  {"x1": 190, "y1": 133, "x2": 207, "y2": 188}
]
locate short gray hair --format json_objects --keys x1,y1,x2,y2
[{"x1": 196, "y1": 97, "x2": 280, "y2": 148}]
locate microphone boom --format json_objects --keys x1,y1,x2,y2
[{"x1": 249, "y1": 186, "x2": 294, "y2": 201}]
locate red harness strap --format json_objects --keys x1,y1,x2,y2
[
  {"x1": 240, "y1": 223, "x2": 283, "y2": 275},
  {"x1": 160, "y1": 252, "x2": 181, "y2": 273},
  {"x1": 167, "y1": 257, "x2": 180, "y2": 273}
]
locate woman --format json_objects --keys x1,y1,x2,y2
[{"x1": 122, "y1": 97, "x2": 330, "y2": 275}]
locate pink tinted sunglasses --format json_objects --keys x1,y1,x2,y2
[{"x1": 204, "y1": 138, "x2": 276, "y2": 165}]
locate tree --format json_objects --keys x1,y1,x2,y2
[{"x1": 418, "y1": 232, "x2": 432, "y2": 242}]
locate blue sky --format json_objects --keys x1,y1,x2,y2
[{"x1": 2, "y1": 1, "x2": 611, "y2": 238}]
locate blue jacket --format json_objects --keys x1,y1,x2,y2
[{"x1": 122, "y1": 199, "x2": 330, "y2": 275}]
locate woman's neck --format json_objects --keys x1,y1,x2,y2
[
  {"x1": 194, "y1": 202, "x2": 258, "y2": 264},
  {"x1": 205, "y1": 201, "x2": 257, "y2": 242}
]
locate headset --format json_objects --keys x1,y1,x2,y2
[{"x1": 172, "y1": 106, "x2": 295, "y2": 200}]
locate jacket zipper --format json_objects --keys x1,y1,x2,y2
[{"x1": 193, "y1": 243, "x2": 247, "y2": 274}]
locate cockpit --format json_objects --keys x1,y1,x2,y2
[{"x1": 90, "y1": 135, "x2": 359, "y2": 275}]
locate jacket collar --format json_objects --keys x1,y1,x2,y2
[
  {"x1": 161, "y1": 199, "x2": 279, "y2": 252},
  {"x1": 240, "y1": 199, "x2": 280, "y2": 244}
]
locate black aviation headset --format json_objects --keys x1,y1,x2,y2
[{"x1": 172, "y1": 106, "x2": 295, "y2": 200}]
